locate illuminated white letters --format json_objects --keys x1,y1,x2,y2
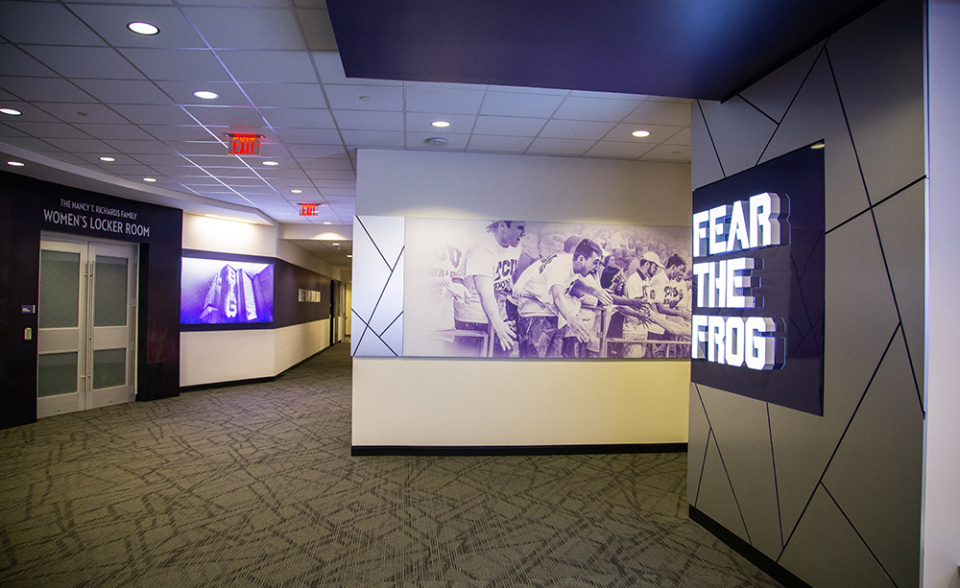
[{"x1": 692, "y1": 191, "x2": 786, "y2": 372}]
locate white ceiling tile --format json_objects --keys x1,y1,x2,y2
[
  {"x1": 105, "y1": 140, "x2": 177, "y2": 154},
  {"x1": 406, "y1": 132, "x2": 468, "y2": 150},
  {"x1": 37, "y1": 103, "x2": 128, "y2": 125},
  {"x1": 74, "y1": 123, "x2": 156, "y2": 141},
  {"x1": 405, "y1": 86, "x2": 485, "y2": 114},
  {"x1": 553, "y1": 96, "x2": 644, "y2": 122},
  {"x1": 48, "y1": 152, "x2": 99, "y2": 166},
  {"x1": 122, "y1": 154, "x2": 192, "y2": 167},
  {"x1": 466, "y1": 135, "x2": 533, "y2": 153},
  {"x1": 42, "y1": 138, "x2": 119, "y2": 153},
  {"x1": 473, "y1": 115, "x2": 546, "y2": 137},
  {"x1": 480, "y1": 92, "x2": 565, "y2": 118},
  {"x1": 5, "y1": 121, "x2": 90, "y2": 139},
  {"x1": 0, "y1": 2, "x2": 106, "y2": 46},
  {"x1": 262, "y1": 108, "x2": 336, "y2": 129},
  {"x1": 539, "y1": 119, "x2": 616, "y2": 141},
  {"x1": 663, "y1": 126, "x2": 692, "y2": 146},
  {"x1": 308, "y1": 179, "x2": 357, "y2": 189},
  {"x1": 0, "y1": 137, "x2": 62, "y2": 152},
  {"x1": 526, "y1": 138, "x2": 595, "y2": 156},
  {"x1": 273, "y1": 128, "x2": 342, "y2": 144},
  {"x1": 72, "y1": 80, "x2": 172, "y2": 105},
  {"x1": 242, "y1": 83, "x2": 327, "y2": 108},
  {"x1": 217, "y1": 51, "x2": 317, "y2": 83},
  {"x1": 486, "y1": 85, "x2": 567, "y2": 96},
  {"x1": 69, "y1": 4, "x2": 206, "y2": 49},
  {"x1": 0, "y1": 77, "x2": 97, "y2": 103},
  {"x1": 296, "y1": 156, "x2": 354, "y2": 170},
  {"x1": 183, "y1": 105, "x2": 266, "y2": 127},
  {"x1": 340, "y1": 129, "x2": 404, "y2": 148},
  {"x1": 323, "y1": 85, "x2": 403, "y2": 111},
  {"x1": 183, "y1": 155, "x2": 246, "y2": 167},
  {"x1": 0, "y1": 124, "x2": 28, "y2": 138},
  {"x1": 138, "y1": 124, "x2": 220, "y2": 141},
  {"x1": 584, "y1": 141, "x2": 656, "y2": 160},
  {"x1": 623, "y1": 100, "x2": 692, "y2": 127},
  {"x1": 332, "y1": 110, "x2": 402, "y2": 131},
  {"x1": 404, "y1": 112, "x2": 476, "y2": 134},
  {"x1": 303, "y1": 169, "x2": 355, "y2": 181},
  {"x1": 93, "y1": 163, "x2": 157, "y2": 175},
  {"x1": 166, "y1": 140, "x2": 232, "y2": 156},
  {"x1": 184, "y1": 7, "x2": 305, "y2": 50},
  {"x1": 257, "y1": 168, "x2": 309, "y2": 180},
  {"x1": 640, "y1": 144, "x2": 692, "y2": 162},
  {"x1": 156, "y1": 82, "x2": 249, "y2": 106},
  {"x1": 119, "y1": 48, "x2": 231, "y2": 82},
  {"x1": 0, "y1": 44, "x2": 57, "y2": 77},
  {"x1": 297, "y1": 8, "x2": 338, "y2": 52},
  {"x1": 23, "y1": 46, "x2": 145, "y2": 80},
  {"x1": 606, "y1": 122, "x2": 684, "y2": 143}
]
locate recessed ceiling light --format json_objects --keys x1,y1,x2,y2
[
  {"x1": 263, "y1": 161, "x2": 279, "y2": 166},
  {"x1": 99, "y1": 156, "x2": 116, "y2": 162},
  {"x1": 193, "y1": 90, "x2": 219, "y2": 100},
  {"x1": 811, "y1": 142, "x2": 826, "y2": 150},
  {"x1": 631, "y1": 130, "x2": 651, "y2": 138},
  {"x1": 127, "y1": 22, "x2": 160, "y2": 36},
  {"x1": 291, "y1": 189, "x2": 303, "y2": 194},
  {"x1": 1, "y1": 108, "x2": 22, "y2": 116},
  {"x1": 332, "y1": 242, "x2": 340, "y2": 246},
  {"x1": 322, "y1": 221, "x2": 332, "y2": 225},
  {"x1": 431, "y1": 121, "x2": 451, "y2": 128},
  {"x1": 7, "y1": 161, "x2": 25, "y2": 167},
  {"x1": 347, "y1": 255, "x2": 353, "y2": 258},
  {"x1": 143, "y1": 177, "x2": 157, "y2": 182}
]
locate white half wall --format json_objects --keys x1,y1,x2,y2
[{"x1": 353, "y1": 149, "x2": 692, "y2": 447}]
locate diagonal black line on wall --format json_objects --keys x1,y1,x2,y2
[
  {"x1": 695, "y1": 385, "x2": 753, "y2": 546},
  {"x1": 351, "y1": 243, "x2": 404, "y2": 358},
  {"x1": 767, "y1": 404, "x2": 785, "y2": 550},
  {"x1": 820, "y1": 482, "x2": 899, "y2": 587},
  {"x1": 697, "y1": 100, "x2": 726, "y2": 179},
  {"x1": 351, "y1": 307, "x2": 373, "y2": 353},
  {"x1": 355, "y1": 215, "x2": 396, "y2": 271},
  {"x1": 693, "y1": 384, "x2": 711, "y2": 507},
  {"x1": 376, "y1": 311, "x2": 404, "y2": 357},
  {"x1": 825, "y1": 48, "x2": 925, "y2": 417},
  {"x1": 754, "y1": 44, "x2": 829, "y2": 166},
  {"x1": 777, "y1": 324, "x2": 901, "y2": 562}
]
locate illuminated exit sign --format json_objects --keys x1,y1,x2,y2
[
  {"x1": 228, "y1": 134, "x2": 262, "y2": 156},
  {"x1": 300, "y1": 203, "x2": 321, "y2": 216}
]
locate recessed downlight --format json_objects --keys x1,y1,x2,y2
[
  {"x1": 291, "y1": 189, "x2": 303, "y2": 194},
  {"x1": 193, "y1": 90, "x2": 219, "y2": 100},
  {"x1": 811, "y1": 141, "x2": 826, "y2": 150},
  {"x1": 431, "y1": 120, "x2": 451, "y2": 128},
  {"x1": 143, "y1": 177, "x2": 157, "y2": 182},
  {"x1": 7, "y1": 161, "x2": 25, "y2": 167},
  {"x1": 631, "y1": 130, "x2": 651, "y2": 138},
  {"x1": 263, "y1": 161, "x2": 279, "y2": 166},
  {"x1": 1, "y1": 108, "x2": 23, "y2": 116},
  {"x1": 99, "y1": 156, "x2": 116, "y2": 162},
  {"x1": 322, "y1": 221, "x2": 332, "y2": 225},
  {"x1": 127, "y1": 22, "x2": 160, "y2": 36}
]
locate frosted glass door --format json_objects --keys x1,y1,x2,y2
[{"x1": 37, "y1": 237, "x2": 137, "y2": 418}]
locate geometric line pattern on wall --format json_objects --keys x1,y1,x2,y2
[
  {"x1": 351, "y1": 215, "x2": 404, "y2": 357},
  {"x1": 689, "y1": 1, "x2": 925, "y2": 585}
]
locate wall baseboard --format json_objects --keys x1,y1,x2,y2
[
  {"x1": 351, "y1": 443, "x2": 687, "y2": 457},
  {"x1": 688, "y1": 506, "x2": 811, "y2": 588}
]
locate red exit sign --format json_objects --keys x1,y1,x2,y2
[
  {"x1": 300, "y1": 203, "x2": 321, "y2": 216},
  {"x1": 228, "y1": 134, "x2": 262, "y2": 156}
]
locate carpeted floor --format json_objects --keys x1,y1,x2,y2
[{"x1": 0, "y1": 342, "x2": 782, "y2": 587}]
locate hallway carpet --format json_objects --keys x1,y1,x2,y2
[{"x1": 0, "y1": 343, "x2": 781, "y2": 587}]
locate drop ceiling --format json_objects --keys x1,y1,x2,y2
[{"x1": 0, "y1": 0, "x2": 879, "y2": 268}]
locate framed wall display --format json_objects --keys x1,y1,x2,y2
[
  {"x1": 403, "y1": 218, "x2": 692, "y2": 360},
  {"x1": 181, "y1": 254, "x2": 274, "y2": 328},
  {"x1": 690, "y1": 144, "x2": 826, "y2": 415}
]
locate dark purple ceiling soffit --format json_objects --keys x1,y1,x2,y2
[{"x1": 326, "y1": 0, "x2": 883, "y2": 101}]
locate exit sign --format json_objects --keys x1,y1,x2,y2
[
  {"x1": 300, "y1": 203, "x2": 321, "y2": 216},
  {"x1": 228, "y1": 134, "x2": 262, "y2": 156}
]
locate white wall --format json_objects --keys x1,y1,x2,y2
[
  {"x1": 179, "y1": 214, "x2": 336, "y2": 387},
  {"x1": 923, "y1": 2, "x2": 960, "y2": 586},
  {"x1": 353, "y1": 149, "x2": 692, "y2": 447}
]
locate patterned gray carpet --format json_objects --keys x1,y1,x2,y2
[{"x1": 0, "y1": 342, "x2": 782, "y2": 587}]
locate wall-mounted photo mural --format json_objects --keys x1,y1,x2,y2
[
  {"x1": 181, "y1": 256, "x2": 274, "y2": 326},
  {"x1": 404, "y1": 218, "x2": 691, "y2": 359}
]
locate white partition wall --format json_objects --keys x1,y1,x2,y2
[
  {"x1": 687, "y1": 0, "x2": 939, "y2": 585},
  {"x1": 352, "y1": 150, "x2": 692, "y2": 448}
]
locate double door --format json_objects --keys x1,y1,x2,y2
[{"x1": 37, "y1": 236, "x2": 138, "y2": 418}]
